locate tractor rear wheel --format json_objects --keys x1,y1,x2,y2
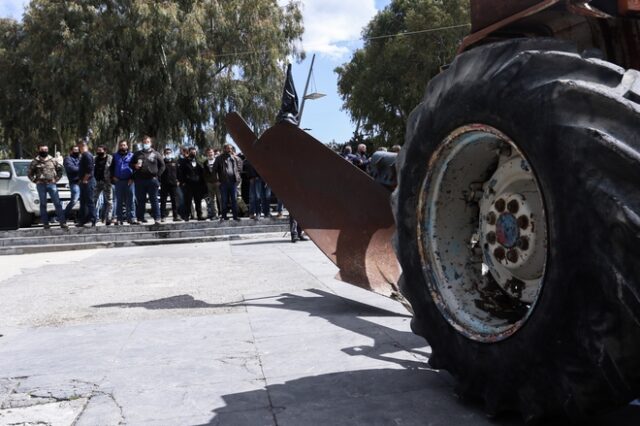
[{"x1": 393, "y1": 38, "x2": 640, "y2": 421}]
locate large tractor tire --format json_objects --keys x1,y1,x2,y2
[{"x1": 393, "y1": 38, "x2": 640, "y2": 422}]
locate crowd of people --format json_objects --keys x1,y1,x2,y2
[
  {"x1": 26, "y1": 137, "x2": 284, "y2": 230},
  {"x1": 26, "y1": 137, "x2": 397, "y2": 242}
]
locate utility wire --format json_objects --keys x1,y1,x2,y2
[
  {"x1": 210, "y1": 23, "x2": 471, "y2": 59},
  {"x1": 365, "y1": 23, "x2": 471, "y2": 41}
]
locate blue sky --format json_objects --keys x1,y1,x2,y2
[{"x1": 0, "y1": 0, "x2": 391, "y2": 144}]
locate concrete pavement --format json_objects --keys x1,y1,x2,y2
[{"x1": 0, "y1": 238, "x2": 637, "y2": 425}]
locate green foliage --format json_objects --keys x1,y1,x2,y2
[
  {"x1": 335, "y1": 0, "x2": 469, "y2": 148},
  {"x1": 0, "y1": 0, "x2": 303, "y2": 157}
]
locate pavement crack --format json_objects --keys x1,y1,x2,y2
[{"x1": 243, "y1": 294, "x2": 279, "y2": 426}]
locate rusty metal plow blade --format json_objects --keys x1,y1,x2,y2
[{"x1": 226, "y1": 112, "x2": 401, "y2": 298}]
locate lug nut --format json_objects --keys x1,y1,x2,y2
[
  {"x1": 486, "y1": 232, "x2": 497, "y2": 245},
  {"x1": 495, "y1": 198, "x2": 506, "y2": 212},
  {"x1": 507, "y1": 199, "x2": 519, "y2": 214},
  {"x1": 506, "y1": 249, "x2": 519, "y2": 263},
  {"x1": 494, "y1": 247, "x2": 506, "y2": 261},
  {"x1": 517, "y1": 215, "x2": 529, "y2": 230},
  {"x1": 486, "y1": 212, "x2": 497, "y2": 226},
  {"x1": 517, "y1": 236, "x2": 530, "y2": 251}
]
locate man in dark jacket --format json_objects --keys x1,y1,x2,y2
[
  {"x1": 202, "y1": 147, "x2": 220, "y2": 219},
  {"x1": 110, "y1": 140, "x2": 136, "y2": 225},
  {"x1": 160, "y1": 148, "x2": 181, "y2": 222},
  {"x1": 93, "y1": 145, "x2": 113, "y2": 225},
  {"x1": 213, "y1": 143, "x2": 242, "y2": 221},
  {"x1": 130, "y1": 136, "x2": 165, "y2": 225},
  {"x1": 77, "y1": 140, "x2": 96, "y2": 227},
  {"x1": 353, "y1": 143, "x2": 370, "y2": 173},
  {"x1": 178, "y1": 146, "x2": 205, "y2": 221},
  {"x1": 63, "y1": 145, "x2": 81, "y2": 220}
]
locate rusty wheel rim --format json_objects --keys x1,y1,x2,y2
[{"x1": 417, "y1": 125, "x2": 548, "y2": 342}]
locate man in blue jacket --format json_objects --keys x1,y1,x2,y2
[
  {"x1": 110, "y1": 140, "x2": 136, "y2": 225},
  {"x1": 63, "y1": 145, "x2": 81, "y2": 221}
]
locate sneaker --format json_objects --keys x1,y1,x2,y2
[
  {"x1": 276, "y1": 213, "x2": 283, "y2": 218},
  {"x1": 60, "y1": 223, "x2": 69, "y2": 230},
  {"x1": 43, "y1": 223, "x2": 51, "y2": 230},
  {"x1": 154, "y1": 220, "x2": 161, "y2": 225},
  {"x1": 299, "y1": 235, "x2": 308, "y2": 241},
  {"x1": 117, "y1": 221, "x2": 124, "y2": 226},
  {"x1": 291, "y1": 235, "x2": 297, "y2": 243},
  {"x1": 173, "y1": 217, "x2": 183, "y2": 222},
  {"x1": 160, "y1": 218, "x2": 166, "y2": 223},
  {"x1": 105, "y1": 220, "x2": 112, "y2": 226},
  {"x1": 129, "y1": 220, "x2": 139, "y2": 225}
]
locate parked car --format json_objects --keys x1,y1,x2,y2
[{"x1": 0, "y1": 159, "x2": 75, "y2": 228}]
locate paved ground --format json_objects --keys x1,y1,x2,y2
[{"x1": 0, "y1": 238, "x2": 638, "y2": 425}]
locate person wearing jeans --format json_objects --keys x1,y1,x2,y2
[
  {"x1": 63, "y1": 146, "x2": 81, "y2": 221},
  {"x1": 77, "y1": 140, "x2": 96, "y2": 227},
  {"x1": 28, "y1": 143, "x2": 68, "y2": 229},
  {"x1": 110, "y1": 140, "x2": 136, "y2": 224},
  {"x1": 130, "y1": 136, "x2": 165, "y2": 225},
  {"x1": 213, "y1": 143, "x2": 242, "y2": 221}
]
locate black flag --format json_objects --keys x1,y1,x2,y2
[{"x1": 276, "y1": 63, "x2": 299, "y2": 125}]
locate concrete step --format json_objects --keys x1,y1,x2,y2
[
  {"x1": 0, "y1": 232, "x2": 287, "y2": 255},
  {"x1": 0, "y1": 216, "x2": 289, "y2": 238},
  {"x1": 0, "y1": 218, "x2": 291, "y2": 254}
]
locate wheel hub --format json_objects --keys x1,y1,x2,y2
[{"x1": 418, "y1": 125, "x2": 548, "y2": 342}]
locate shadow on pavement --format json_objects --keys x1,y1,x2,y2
[
  {"x1": 92, "y1": 294, "x2": 237, "y2": 310},
  {"x1": 196, "y1": 368, "x2": 640, "y2": 426}
]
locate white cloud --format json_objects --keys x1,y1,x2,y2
[
  {"x1": 0, "y1": 0, "x2": 28, "y2": 20},
  {"x1": 281, "y1": 0, "x2": 378, "y2": 60}
]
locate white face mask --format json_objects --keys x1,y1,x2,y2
[{"x1": 143, "y1": 143, "x2": 151, "y2": 150}]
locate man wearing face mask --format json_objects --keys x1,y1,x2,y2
[
  {"x1": 92, "y1": 145, "x2": 113, "y2": 225},
  {"x1": 201, "y1": 147, "x2": 220, "y2": 220},
  {"x1": 63, "y1": 145, "x2": 81, "y2": 221},
  {"x1": 160, "y1": 148, "x2": 181, "y2": 222},
  {"x1": 177, "y1": 146, "x2": 205, "y2": 221},
  {"x1": 213, "y1": 143, "x2": 242, "y2": 221},
  {"x1": 130, "y1": 136, "x2": 165, "y2": 225},
  {"x1": 77, "y1": 139, "x2": 97, "y2": 227},
  {"x1": 28, "y1": 144, "x2": 68, "y2": 229},
  {"x1": 110, "y1": 140, "x2": 136, "y2": 225}
]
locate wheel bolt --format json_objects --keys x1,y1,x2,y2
[
  {"x1": 494, "y1": 247, "x2": 506, "y2": 261},
  {"x1": 495, "y1": 199, "x2": 506, "y2": 212},
  {"x1": 506, "y1": 249, "x2": 519, "y2": 263},
  {"x1": 517, "y1": 236, "x2": 529, "y2": 251},
  {"x1": 517, "y1": 215, "x2": 529, "y2": 230},
  {"x1": 507, "y1": 199, "x2": 519, "y2": 214},
  {"x1": 486, "y1": 212, "x2": 497, "y2": 225},
  {"x1": 486, "y1": 232, "x2": 497, "y2": 245}
]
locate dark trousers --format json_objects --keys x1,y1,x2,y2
[
  {"x1": 182, "y1": 184, "x2": 204, "y2": 220},
  {"x1": 290, "y1": 216, "x2": 302, "y2": 239},
  {"x1": 134, "y1": 178, "x2": 160, "y2": 221},
  {"x1": 220, "y1": 180, "x2": 238, "y2": 219},
  {"x1": 160, "y1": 184, "x2": 179, "y2": 219},
  {"x1": 78, "y1": 178, "x2": 97, "y2": 225}
]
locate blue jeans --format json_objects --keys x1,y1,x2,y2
[
  {"x1": 135, "y1": 178, "x2": 160, "y2": 221},
  {"x1": 78, "y1": 178, "x2": 97, "y2": 225},
  {"x1": 64, "y1": 183, "x2": 80, "y2": 218},
  {"x1": 114, "y1": 180, "x2": 135, "y2": 222},
  {"x1": 36, "y1": 183, "x2": 66, "y2": 225},
  {"x1": 220, "y1": 181, "x2": 238, "y2": 219},
  {"x1": 249, "y1": 178, "x2": 272, "y2": 217}
]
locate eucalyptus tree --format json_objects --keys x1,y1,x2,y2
[{"x1": 336, "y1": 0, "x2": 469, "y2": 147}]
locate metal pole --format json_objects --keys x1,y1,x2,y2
[{"x1": 297, "y1": 53, "x2": 316, "y2": 126}]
